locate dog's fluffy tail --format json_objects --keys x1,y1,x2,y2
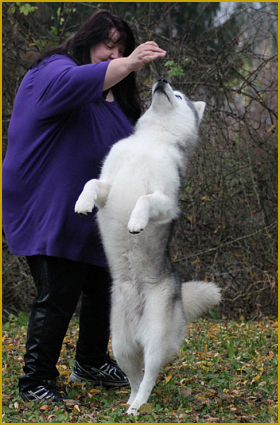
[{"x1": 181, "y1": 281, "x2": 221, "y2": 324}]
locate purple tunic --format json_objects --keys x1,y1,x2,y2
[{"x1": 2, "y1": 55, "x2": 134, "y2": 267}]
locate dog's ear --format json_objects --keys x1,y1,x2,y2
[{"x1": 193, "y1": 101, "x2": 206, "y2": 124}]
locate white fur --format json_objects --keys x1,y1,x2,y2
[{"x1": 75, "y1": 81, "x2": 221, "y2": 415}]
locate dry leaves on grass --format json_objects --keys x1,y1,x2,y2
[{"x1": 2, "y1": 315, "x2": 278, "y2": 423}]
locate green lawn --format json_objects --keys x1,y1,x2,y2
[{"x1": 2, "y1": 314, "x2": 278, "y2": 423}]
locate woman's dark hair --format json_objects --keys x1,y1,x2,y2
[{"x1": 31, "y1": 10, "x2": 141, "y2": 123}]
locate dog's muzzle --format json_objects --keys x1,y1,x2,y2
[{"x1": 154, "y1": 79, "x2": 168, "y2": 93}]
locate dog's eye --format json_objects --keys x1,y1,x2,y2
[{"x1": 175, "y1": 95, "x2": 182, "y2": 100}]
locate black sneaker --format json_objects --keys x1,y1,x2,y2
[
  {"x1": 70, "y1": 359, "x2": 129, "y2": 387},
  {"x1": 20, "y1": 380, "x2": 69, "y2": 402}
]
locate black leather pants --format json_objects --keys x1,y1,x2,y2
[{"x1": 19, "y1": 255, "x2": 111, "y2": 392}]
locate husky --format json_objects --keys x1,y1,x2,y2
[{"x1": 75, "y1": 79, "x2": 221, "y2": 415}]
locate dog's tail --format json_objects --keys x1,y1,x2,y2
[{"x1": 181, "y1": 281, "x2": 221, "y2": 324}]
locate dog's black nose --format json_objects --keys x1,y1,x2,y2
[{"x1": 158, "y1": 79, "x2": 168, "y2": 84}]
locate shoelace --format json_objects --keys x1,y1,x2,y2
[
  {"x1": 36, "y1": 383, "x2": 67, "y2": 399},
  {"x1": 26, "y1": 386, "x2": 55, "y2": 400}
]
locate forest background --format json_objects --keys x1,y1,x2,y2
[{"x1": 2, "y1": 1, "x2": 278, "y2": 321}]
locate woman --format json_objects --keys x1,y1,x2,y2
[{"x1": 2, "y1": 9, "x2": 166, "y2": 402}]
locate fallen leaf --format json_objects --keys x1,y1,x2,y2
[
  {"x1": 165, "y1": 371, "x2": 173, "y2": 383},
  {"x1": 39, "y1": 404, "x2": 49, "y2": 411},
  {"x1": 89, "y1": 388, "x2": 101, "y2": 395},
  {"x1": 73, "y1": 404, "x2": 80, "y2": 412},
  {"x1": 59, "y1": 370, "x2": 71, "y2": 375},
  {"x1": 180, "y1": 377, "x2": 191, "y2": 385},
  {"x1": 267, "y1": 124, "x2": 275, "y2": 133},
  {"x1": 180, "y1": 386, "x2": 192, "y2": 397},
  {"x1": 139, "y1": 403, "x2": 154, "y2": 414},
  {"x1": 64, "y1": 399, "x2": 79, "y2": 407}
]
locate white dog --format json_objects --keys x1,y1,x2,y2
[{"x1": 75, "y1": 80, "x2": 221, "y2": 415}]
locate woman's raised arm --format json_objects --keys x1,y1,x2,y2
[{"x1": 103, "y1": 41, "x2": 166, "y2": 91}]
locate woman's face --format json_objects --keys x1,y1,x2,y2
[{"x1": 90, "y1": 28, "x2": 126, "y2": 64}]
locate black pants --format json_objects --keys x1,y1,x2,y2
[{"x1": 19, "y1": 255, "x2": 111, "y2": 392}]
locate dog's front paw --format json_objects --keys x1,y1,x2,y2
[
  {"x1": 75, "y1": 193, "x2": 96, "y2": 215},
  {"x1": 127, "y1": 215, "x2": 148, "y2": 234}
]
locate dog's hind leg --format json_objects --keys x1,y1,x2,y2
[
  {"x1": 112, "y1": 338, "x2": 144, "y2": 406},
  {"x1": 75, "y1": 179, "x2": 111, "y2": 214},
  {"x1": 118, "y1": 353, "x2": 144, "y2": 406},
  {"x1": 126, "y1": 349, "x2": 162, "y2": 415},
  {"x1": 126, "y1": 309, "x2": 183, "y2": 415},
  {"x1": 127, "y1": 191, "x2": 179, "y2": 234}
]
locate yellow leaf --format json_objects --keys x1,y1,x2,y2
[
  {"x1": 267, "y1": 405, "x2": 278, "y2": 415},
  {"x1": 210, "y1": 325, "x2": 219, "y2": 331},
  {"x1": 165, "y1": 371, "x2": 173, "y2": 383},
  {"x1": 89, "y1": 388, "x2": 101, "y2": 395},
  {"x1": 172, "y1": 252, "x2": 179, "y2": 261},
  {"x1": 187, "y1": 216, "x2": 195, "y2": 224},
  {"x1": 191, "y1": 259, "x2": 200, "y2": 265},
  {"x1": 180, "y1": 377, "x2": 191, "y2": 385},
  {"x1": 251, "y1": 374, "x2": 261, "y2": 384},
  {"x1": 267, "y1": 124, "x2": 275, "y2": 133}
]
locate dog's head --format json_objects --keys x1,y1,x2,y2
[
  {"x1": 135, "y1": 80, "x2": 206, "y2": 152},
  {"x1": 151, "y1": 79, "x2": 206, "y2": 125}
]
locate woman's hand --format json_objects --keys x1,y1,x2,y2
[
  {"x1": 103, "y1": 41, "x2": 166, "y2": 91},
  {"x1": 126, "y1": 41, "x2": 166, "y2": 72}
]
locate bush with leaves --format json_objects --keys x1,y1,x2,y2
[{"x1": 2, "y1": 2, "x2": 277, "y2": 320}]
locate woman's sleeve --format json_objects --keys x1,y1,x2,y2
[{"x1": 35, "y1": 57, "x2": 110, "y2": 117}]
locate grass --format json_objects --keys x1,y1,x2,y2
[{"x1": 2, "y1": 313, "x2": 278, "y2": 423}]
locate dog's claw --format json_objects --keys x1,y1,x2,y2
[
  {"x1": 127, "y1": 218, "x2": 146, "y2": 234},
  {"x1": 129, "y1": 229, "x2": 143, "y2": 234}
]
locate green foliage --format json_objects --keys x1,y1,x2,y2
[
  {"x1": 164, "y1": 60, "x2": 185, "y2": 79},
  {"x1": 3, "y1": 311, "x2": 29, "y2": 329},
  {"x1": 9, "y1": 2, "x2": 37, "y2": 16},
  {"x1": 2, "y1": 314, "x2": 278, "y2": 423}
]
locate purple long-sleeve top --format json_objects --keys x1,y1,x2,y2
[{"x1": 2, "y1": 55, "x2": 134, "y2": 267}]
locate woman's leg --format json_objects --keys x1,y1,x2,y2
[
  {"x1": 72, "y1": 265, "x2": 128, "y2": 386},
  {"x1": 19, "y1": 255, "x2": 85, "y2": 392},
  {"x1": 76, "y1": 265, "x2": 111, "y2": 367}
]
